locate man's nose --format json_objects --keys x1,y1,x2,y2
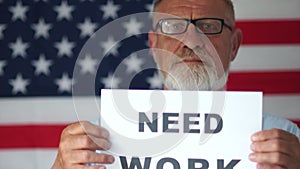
[{"x1": 181, "y1": 24, "x2": 206, "y2": 49}]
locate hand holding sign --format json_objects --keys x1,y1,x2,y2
[
  {"x1": 250, "y1": 129, "x2": 300, "y2": 169},
  {"x1": 51, "y1": 121, "x2": 114, "y2": 169}
]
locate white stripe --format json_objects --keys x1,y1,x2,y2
[
  {"x1": 234, "y1": 0, "x2": 300, "y2": 20},
  {"x1": 264, "y1": 95, "x2": 300, "y2": 119},
  {"x1": 0, "y1": 149, "x2": 57, "y2": 169},
  {"x1": 0, "y1": 95, "x2": 299, "y2": 124},
  {"x1": 231, "y1": 45, "x2": 300, "y2": 72},
  {"x1": 0, "y1": 97, "x2": 100, "y2": 124}
]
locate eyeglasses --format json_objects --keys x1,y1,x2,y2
[{"x1": 155, "y1": 18, "x2": 233, "y2": 35}]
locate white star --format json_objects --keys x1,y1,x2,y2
[
  {"x1": 54, "y1": 1, "x2": 75, "y2": 21},
  {"x1": 9, "y1": 37, "x2": 29, "y2": 58},
  {"x1": 9, "y1": 73, "x2": 30, "y2": 94},
  {"x1": 78, "y1": 54, "x2": 98, "y2": 74},
  {"x1": 147, "y1": 72, "x2": 163, "y2": 89},
  {"x1": 54, "y1": 36, "x2": 75, "y2": 57},
  {"x1": 123, "y1": 17, "x2": 144, "y2": 36},
  {"x1": 31, "y1": 18, "x2": 52, "y2": 38},
  {"x1": 101, "y1": 73, "x2": 121, "y2": 89},
  {"x1": 100, "y1": 1, "x2": 121, "y2": 20},
  {"x1": 0, "y1": 24, "x2": 6, "y2": 39},
  {"x1": 31, "y1": 54, "x2": 53, "y2": 76},
  {"x1": 100, "y1": 36, "x2": 121, "y2": 56},
  {"x1": 9, "y1": 1, "x2": 29, "y2": 21},
  {"x1": 145, "y1": 3, "x2": 154, "y2": 18},
  {"x1": 55, "y1": 72, "x2": 73, "y2": 93},
  {"x1": 123, "y1": 53, "x2": 144, "y2": 74},
  {"x1": 0, "y1": 60, "x2": 7, "y2": 76},
  {"x1": 145, "y1": 3, "x2": 154, "y2": 12},
  {"x1": 77, "y1": 18, "x2": 98, "y2": 38}
]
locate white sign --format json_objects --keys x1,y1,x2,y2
[{"x1": 100, "y1": 89, "x2": 262, "y2": 169}]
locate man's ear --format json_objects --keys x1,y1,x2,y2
[
  {"x1": 148, "y1": 30, "x2": 158, "y2": 63},
  {"x1": 230, "y1": 28, "x2": 242, "y2": 61}
]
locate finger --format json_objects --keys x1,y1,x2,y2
[
  {"x1": 249, "y1": 152, "x2": 289, "y2": 167},
  {"x1": 256, "y1": 163, "x2": 284, "y2": 169},
  {"x1": 251, "y1": 129, "x2": 297, "y2": 142},
  {"x1": 251, "y1": 139, "x2": 291, "y2": 155},
  {"x1": 66, "y1": 164, "x2": 107, "y2": 169},
  {"x1": 64, "y1": 121, "x2": 109, "y2": 138},
  {"x1": 70, "y1": 150, "x2": 115, "y2": 164},
  {"x1": 62, "y1": 135, "x2": 112, "y2": 150},
  {"x1": 73, "y1": 164, "x2": 107, "y2": 169}
]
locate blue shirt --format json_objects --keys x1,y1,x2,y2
[{"x1": 263, "y1": 113, "x2": 300, "y2": 140}]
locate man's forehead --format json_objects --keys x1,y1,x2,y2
[
  {"x1": 155, "y1": 0, "x2": 225, "y2": 17},
  {"x1": 153, "y1": 0, "x2": 234, "y2": 23},
  {"x1": 153, "y1": 0, "x2": 233, "y2": 7},
  {"x1": 155, "y1": 0, "x2": 226, "y2": 11}
]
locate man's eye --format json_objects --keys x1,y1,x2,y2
[
  {"x1": 170, "y1": 24, "x2": 184, "y2": 31},
  {"x1": 202, "y1": 23, "x2": 214, "y2": 30}
]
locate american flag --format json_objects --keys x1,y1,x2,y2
[{"x1": 0, "y1": 0, "x2": 299, "y2": 168}]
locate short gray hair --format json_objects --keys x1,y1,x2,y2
[{"x1": 152, "y1": 0, "x2": 235, "y2": 20}]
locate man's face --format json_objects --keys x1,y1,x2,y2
[{"x1": 149, "y1": 0, "x2": 242, "y2": 90}]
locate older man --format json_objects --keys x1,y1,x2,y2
[{"x1": 52, "y1": 0, "x2": 300, "y2": 168}]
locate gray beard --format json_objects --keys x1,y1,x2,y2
[{"x1": 160, "y1": 64, "x2": 229, "y2": 91}]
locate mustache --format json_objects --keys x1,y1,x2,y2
[
  {"x1": 177, "y1": 47, "x2": 211, "y2": 59},
  {"x1": 175, "y1": 47, "x2": 213, "y2": 66}
]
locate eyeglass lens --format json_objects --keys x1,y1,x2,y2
[{"x1": 161, "y1": 19, "x2": 223, "y2": 34}]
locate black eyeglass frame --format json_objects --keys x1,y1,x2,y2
[{"x1": 154, "y1": 18, "x2": 233, "y2": 35}]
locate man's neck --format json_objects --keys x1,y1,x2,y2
[{"x1": 162, "y1": 85, "x2": 226, "y2": 91}]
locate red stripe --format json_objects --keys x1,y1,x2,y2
[
  {"x1": 0, "y1": 124, "x2": 66, "y2": 149},
  {"x1": 292, "y1": 120, "x2": 300, "y2": 128},
  {"x1": 227, "y1": 70, "x2": 300, "y2": 94},
  {"x1": 236, "y1": 20, "x2": 300, "y2": 44},
  {"x1": 0, "y1": 122, "x2": 299, "y2": 149}
]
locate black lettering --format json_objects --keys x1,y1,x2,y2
[
  {"x1": 163, "y1": 113, "x2": 179, "y2": 133},
  {"x1": 157, "y1": 157, "x2": 180, "y2": 169},
  {"x1": 119, "y1": 156, "x2": 151, "y2": 169},
  {"x1": 184, "y1": 113, "x2": 200, "y2": 133},
  {"x1": 188, "y1": 159, "x2": 209, "y2": 169},
  {"x1": 139, "y1": 112, "x2": 158, "y2": 132},
  {"x1": 217, "y1": 159, "x2": 240, "y2": 169},
  {"x1": 205, "y1": 114, "x2": 223, "y2": 133}
]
